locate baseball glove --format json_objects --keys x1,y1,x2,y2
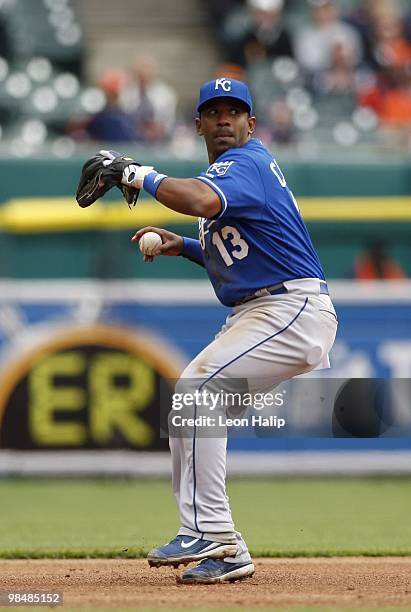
[{"x1": 76, "y1": 150, "x2": 140, "y2": 208}]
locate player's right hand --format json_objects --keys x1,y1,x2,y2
[{"x1": 131, "y1": 226, "x2": 183, "y2": 262}]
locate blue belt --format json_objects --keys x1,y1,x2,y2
[{"x1": 234, "y1": 281, "x2": 329, "y2": 306}]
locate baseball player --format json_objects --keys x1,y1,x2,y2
[{"x1": 76, "y1": 78, "x2": 338, "y2": 584}]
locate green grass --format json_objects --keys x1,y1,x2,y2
[{"x1": 0, "y1": 477, "x2": 410, "y2": 558}]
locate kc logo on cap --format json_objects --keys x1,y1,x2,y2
[
  {"x1": 215, "y1": 78, "x2": 231, "y2": 92},
  {"x1": 197, "y1": 77, "x2": 253, "y2": 114}
]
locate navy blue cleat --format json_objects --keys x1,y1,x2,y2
[
  {"x1": 147, "y1": 535, "x2": 238, "y2": 568},
  {"x1": 177, "y1": 558, "x2": 255, "y2": 584}
]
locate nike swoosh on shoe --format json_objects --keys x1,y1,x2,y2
[{"x1": 180, "y1": 538, "x2": 200, "y2": 549}]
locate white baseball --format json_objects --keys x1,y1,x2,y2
[{"x1": 139, "y1": 231, "x2": 162, "y2": 256}]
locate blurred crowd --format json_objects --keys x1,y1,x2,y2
[
  {"x1": 206, "y1": 0, "x2": 411, "y2": 150},
  {"x1": 68, "y1": 54, "x2": 178, "y2": 145},
  {"x1": 354, "y1": 239, "x2": 407, "y2": 280},
  {"x1": 1, "y1": 0, "x2": 411, "y2": 154},
  {"x1": 75, "y1": 0, "x2": 411, "y2": 152}
]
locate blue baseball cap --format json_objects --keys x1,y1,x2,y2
[{"x1": 197, "y1": 78, "x2": 253, "y2": 114}]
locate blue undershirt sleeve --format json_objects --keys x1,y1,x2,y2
[{"x1": 180, "y1": 237, "x2": 205, "y2": 268}]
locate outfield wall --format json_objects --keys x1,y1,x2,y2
[
  {"x1": 0, "y1": 155, "x2": 410, "y2": 279},
  {"x1": 1, "y1": 156, "x2": 411, "y2": 201},
  {"x1": 1, "y1": 208, "x2": 411, "y2": 279}
]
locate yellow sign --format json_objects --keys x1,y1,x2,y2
[
  {"x1": 0, "y1": 324, "x2": 184, "y2": 450},
  {"x1": 1, "y1": 195, "x2": 411, "y2": 234}
]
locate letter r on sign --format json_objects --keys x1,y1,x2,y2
[{"x1": 215, "y1": 78, "x2": 231, "y2": 92}]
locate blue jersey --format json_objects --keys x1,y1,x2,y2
[{"x1": 195, "y1": 139, "x2": 325, "y2": 307}]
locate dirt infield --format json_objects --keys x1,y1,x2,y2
[{"x1": 0, "y1": 558, "x2": 410, "y2": 608}]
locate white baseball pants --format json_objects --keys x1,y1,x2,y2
[{"x1": 169, "y1": 279, "x2": 338, "y2": 564}]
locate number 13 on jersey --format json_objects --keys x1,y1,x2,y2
[{"x1": 211, "y1": 226, "x2": 249, "y2": 267}]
